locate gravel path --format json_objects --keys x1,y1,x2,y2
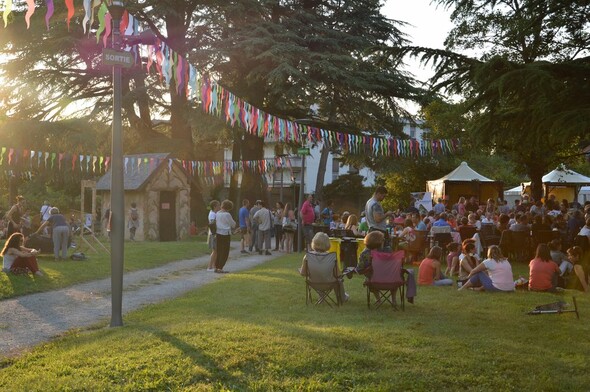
[{"x1": 0, "y1": 242, "x2": 282, "y2": 358}]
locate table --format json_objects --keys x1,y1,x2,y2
[{"x1": 329, "y1": 237, "x2": 366, "y2": 270}]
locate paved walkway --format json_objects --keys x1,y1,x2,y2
[{"x1": 0, "y1": 242, "x2": 282, "y2": 358}]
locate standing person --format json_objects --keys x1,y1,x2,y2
[
  {"x1": 321, "y1": 200, "x2": 334, "y2": 227},
  {"x1": 207, "y1": 200, "x2": 220, "y2": 272},
  {"x1": 39, "y1": 201, "x2": 52, "y2": 235},
  {"x1": 128, "y1": 202, "x2": 140, "y2": 241},
  {"x1": 282, "y1": 204, "x2": 297, "y2": 254},
  {"x1": 300, "y1": 194, "x2": 316, "y2": 252},
  {"x1": 5, "y1": 195, "x2": 26, "y2": 237},
  {"x1": 35, "y1": 207, "x2": 70, "y2": 260},
  {"x1": 459, "y1": 245, "x2": 515, "y2": 292},
  {"x1": 273, "y1": 202, "x2": 285, "y2": 252},
  {"x1": 1, "y1": 232, "x2": 42, "y2": 276},
  {"x1": 249, "y1": 200, "x2": 262, "y2": 253},
  {"x1": 238, "y1": 199, "x2": 251, "y2": 254},
  {"x1": 365, "y1": 186, "x2": 394, "y2": 247},
  {"x1": 253, "y1": 201, "x2": 273, "y2": 255},
  {"x1": 103, "y1": 205, "x2": 112, "y2": 239},
  {"x1": 214, "y1": 200, "x2": 236, "y2": 273},
  {"x1": 457, "y1": 197, "x2": 466, "y2": 217}
]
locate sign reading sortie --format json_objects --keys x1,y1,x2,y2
[{"x1": 102, "y1": 48, "x2": 134, "y2": 68}]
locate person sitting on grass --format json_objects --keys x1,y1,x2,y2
[
  {"x1": 445, "y1": 242, "x2": 461, "y2": 277},
  {"x1": 458, "y1": 240, "x2": 479, "y2": 282},
  {"x1": 528, "y1": 243, "x2": 560, "y2": 292},
  {"x1": 299, "y1": 232, "x2": 349, "y2": 302},
  {"x1": 549, "y1": 239, "x2": 573, "y2": 280},
  {"x1": 459, "y1": 245, "x2": 514, "y2": 292},
  {"x1": 417, "y1": 246, "x2": 453, "y2": 286},
  {"x1": 1, "y1": 232, "x2": 43, "y2": 276},
  {"x1": 566, "y1": 246, "x2": 588, "y2": 292},
  {"x1": 356, "y1": 230, "x2": 386, "y2": 279}
]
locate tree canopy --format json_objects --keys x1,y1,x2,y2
[{"x1": 396, "y1": 0, "x2": 590, "y2": 200}]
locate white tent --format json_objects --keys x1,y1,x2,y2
[
  {"x1": 504, "y1": 166, "x2": 590, "y2": 205},
  {"x1": 503, "y1": 185, "x2": 523, "y2": 206},
  {"x1": 542, "y1": 165, "x2": 590, "y2": 184},
  {"x1": 426, "y1": 161, "x2": 503, "y2": 203}
]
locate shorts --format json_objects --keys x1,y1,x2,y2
[
  {"x1": 240, "y1": 227, "x2": 249, "y2": 238},
  {"x1": 303, "y1": 225, "x2": 314, "y2": 243},
  {"x1": 208, "y1": 234, "x2": 216, "y2": 251}
]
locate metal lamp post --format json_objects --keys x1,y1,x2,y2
[{"x1": 107, "y1": 0, "x2": 126, "y2": 327}]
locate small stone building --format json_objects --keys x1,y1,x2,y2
[{"x1": 96, "y1": 153, "x2": 190, "y2": 241}]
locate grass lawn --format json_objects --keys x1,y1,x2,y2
[
  {"x1": 1, "y1": 253, "x2": 588, "y2": 391},
  {"x1": 0, "y1": 236, "x2": 209, "y2": 300}
]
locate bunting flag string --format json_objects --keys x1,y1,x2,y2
[
  {"x1": 0, "y1": 146, "x2": 301, "y2": 179},
  {"x1": 1, "y1": 1, "x2": 461, "y2": 159}
]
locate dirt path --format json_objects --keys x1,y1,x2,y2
[{"x1": 0, "y1": 243, "x2": 283, "y2": 358}]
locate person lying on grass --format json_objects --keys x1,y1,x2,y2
[
  {"x1": 299, "y1": 232, "x2": 349, "y2": 302},
  {"x1": 1, "y1": 232, "x2": 43, "y2": 276},
  {"x1": 417, "y1": 246, "x2": 453, "y2": 286},
  {"x1": 459, "y1": 245, "x2": 514, "y2": 292},
  {"x1": 567, "y1": 246, "x2": 589, "y2": 293},
  {"x1": 528, "y1": 243, "x2": 560, "y2": 292}
]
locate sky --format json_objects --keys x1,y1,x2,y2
[{"x1": 382, "y1": 0, "x2": 454, "y2": 82}]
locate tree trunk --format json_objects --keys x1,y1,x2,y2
[
  {"x1": 229, "y1": 128, "x2": 242, "y2": 209},
  {"x1": 122, "y1": 74, "x2": 160, "y2": 141},
  {"x1": 166, "y1": 10, "x2": 193, "y2": 157},
  {"x1": 240, "y1": 133, "x2": 266, "y2": 203},
  {"x1": 314, "y1": 144, "x2": 330, "y2": 201},
  {"x1": 527, "y1": 164, "x2": 546, "y2": 202}
]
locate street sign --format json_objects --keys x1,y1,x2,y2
[
  {"x1": 297, "y1": 147, "x2": 310, "y2": 156},
  {"x1": 102, "y1": 48, "x2": 134, "y2": 68}
]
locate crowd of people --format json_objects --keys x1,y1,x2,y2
[{"x1": 299, "y1": 187, "x2": 590, "y2": 301}]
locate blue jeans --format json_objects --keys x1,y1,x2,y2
[{"x1": 468, "y1": 271, "x2": 501, "y2": 292}]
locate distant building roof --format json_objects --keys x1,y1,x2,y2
[{"x1": 96, "y1": 153, "x2": 175, "y2": 191}]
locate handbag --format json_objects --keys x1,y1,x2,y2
[{"x1": 208, "y1": 220, "x2": 217, "y2": 234}]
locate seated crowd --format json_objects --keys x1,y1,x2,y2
[{"x1": 302, "y1": 195, "x2": 590, "y2": 301}]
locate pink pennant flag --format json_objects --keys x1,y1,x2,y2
[{"x1": 25, "y1": 0, "x2": 35, "y2": 29}]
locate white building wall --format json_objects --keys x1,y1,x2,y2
[{"x1": 223, "y1": 120, "x2": 428, "y2": 194}]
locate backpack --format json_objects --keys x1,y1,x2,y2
[{"x1": 130, "y1": 209, "x2": 139, "y2": 221}]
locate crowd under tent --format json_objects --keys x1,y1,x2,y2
[
  {"x1": 426, "y1": 161, "x2": 503, "y2": 204},
  {"x1": 503, "y1": 165, "x2": 590, "y2": 205}
]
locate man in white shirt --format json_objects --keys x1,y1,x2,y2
[
  {"x1": 253, "y1": 201, "x2": 273, "y2": 255},
  {"x1": 39, "y1": 201, "x2": 52, "y2": 235}
]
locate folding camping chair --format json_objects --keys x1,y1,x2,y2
[
  {"x1": 304, "y1": 252, "x2": 344, "y2": 307},
  {"x1": 364, "y1": 250, "x2": 407, "y2": 310}
]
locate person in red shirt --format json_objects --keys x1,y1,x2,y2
[
  {"x1": 528, "y1": 243, "x2": 560, "y2": 292},
  {"x1": 418, "y1": 246, "x2": 453, "y2": 286},
  {"x1": 300, "y1": 194, "x2": 316, "y2": 252}
]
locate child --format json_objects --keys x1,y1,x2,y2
[{"x1": 445, "y1": 242, "x2": 461, "y2": 276}]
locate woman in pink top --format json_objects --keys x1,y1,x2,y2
[
  {"x1": 459, "y1": 245, "x2": 514, "y2": 292},
  {"x1": 418, "y1": 246, "x2": 453, "y2": 286},
  {"x1": 528, "y1": 243, "x2": 560, "y2": 292}
]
